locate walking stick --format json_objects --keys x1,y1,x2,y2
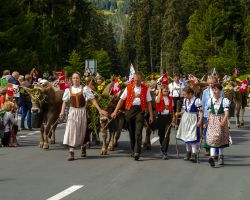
[
  {"x1": 174, "y1": 99, "x2": 182, "y2": 158},
  {"x1": 161, "y1": 121, "x2": 179, "y2": 158},
  {"x1": 48, "y1": 118, "x2": 61, "y2": 138},
  {"x1": 102, "y1": 110, "x2": 122, "y2": 130},
  {"x1": 174, "y1": 124, "x2": 179, "y2": 158},
  {"x1": 162, "y1": 123, "x2": 173, "y2": 149},
  {"x1": 197, "y1": 126, "x2": 204, "y2": 164}
]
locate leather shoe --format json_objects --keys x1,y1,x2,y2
[
  {"x1": 208, "y1": 157, "x2": 215, "y2": 167},
  {"x1": 162, "y1": 154, "x2": 168, "y2": 160},
  {"x1": 134, "y1": 153, "x2": 140, "y2": 161}
]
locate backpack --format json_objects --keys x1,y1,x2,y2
[{"x1": 0, "y1": 109, "x2": 7, "y2": 139}]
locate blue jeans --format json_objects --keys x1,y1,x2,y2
[{"x1": 21, "y1": 102, "x2": 32, "y2": 129}]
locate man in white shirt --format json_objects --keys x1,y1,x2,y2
[
  {"x1": 168, "y1": 73, "x2": 185, "y2": 125},
  {"x1": 111, "y1": 72, "x2": 153, "y2": 160}
]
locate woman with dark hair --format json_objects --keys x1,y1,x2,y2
[
  {"x1": 60, "y1": 72, "x2": 108, "y2": 161},
  {"x1": 206, "y1": 83, "x2": 231, "y2": 167},
  {"x1": 176, "y1": 86, "x2": 203, "y2": 163}
]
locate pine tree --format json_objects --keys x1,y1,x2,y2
[{"x1": 180, "y1": 0, "x2": 243, "y2": 75}]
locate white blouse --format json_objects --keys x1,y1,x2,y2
[
  {"x1": 206, "y1": 97, "x2": 230, "y2": 113},
  {"x1": 120, "y1": 86, "x2": 152, "y2": 105},
  {"x1": 62, "y1": 85, "x2": 95, "y2": 102},
  {"x1": 183, "y1": 96, "x2": 202, "y2": 112},
  {"x1": 155, "y1": 96, "x2": 174, "y2": 115}
]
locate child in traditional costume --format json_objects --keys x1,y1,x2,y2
[
  {"x1": 2, "y1": 101, "x2": 18, "y2": 147},
  {"x1": 176, "y1": 87, "x2": 203, "y2": 163},
  {"x1": 155, "y1": 85, "x2": 175, "y2": 160},
  {"x1": 206, "y1": 84, "x2": 230, "y2": 167}
]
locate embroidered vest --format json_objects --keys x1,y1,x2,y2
[
  {"x1": 184, "y1": 98, "x2": 198, "y2": 113},
  {"x1": 156, "y1": 94, "x2": 173, "y2": 113},
  {"x1": 210, "y1": 98, "x2": 224, "y2": 115},
  {"x1": 70, "y1": 87, "x2": 85, "y2": 108},
  {"x1": 125, "y1": 84, "x2": 148, "y2": 111}
]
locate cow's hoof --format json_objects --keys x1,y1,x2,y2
[
  {"x1": 81, "y1": 146, "x2": 87, "y2": 157},
  {"x1": 237, "y1": 124, "x2": 241, "y2": 128},
  {"x1": 43, "y1": 144, "x2": 49, "y2": 150},
  {"x1": 100, "y1": 148, "x2": 107, "y2": 155},
  {"x1": 241, "y1": 122, "x2": 244, "y2": 127},
  {"x1": 108, "y1": 145, "x2": 114, "y2": 151},
  {"x1": 50, "y1": 140, "x2": 55, "y2": 144},
  {"x1": 113, "y1": 142, "x2": 118, "y2": 147},
  {"x1": 39, "y1": 143, "x2": 43, "y2": 148},
  {"x1": 86, "y1": 142, "x2": 91, "y2": 149}
]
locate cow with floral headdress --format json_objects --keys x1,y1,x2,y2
[{"x1": 223, "y1": 77, "x2": 248, "y2": 128}]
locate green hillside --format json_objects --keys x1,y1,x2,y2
[{"x1": 89, "y1": 0, "x2": 130, "y2": 45}]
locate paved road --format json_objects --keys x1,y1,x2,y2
[{"x1": 1, "y1": 108, "x2": 250, "y2": 200}]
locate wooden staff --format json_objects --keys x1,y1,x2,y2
[
  {"x1": 175, "y1": 99, "x2": 182, "y2": 158},
  {"x1": 102, "y1": 110, "x2": 122, "y2": 130},
  {"x1": 162, "y1": 123, "x2": 173, "y2": 149},
  {"x1": 48, "y1": 118, "x2": 61, "y2": 138}
]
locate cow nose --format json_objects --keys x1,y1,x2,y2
[{"x1": 32, "y1": 108, "x2": 39, "y2": 113}]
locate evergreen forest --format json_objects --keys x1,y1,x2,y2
[{"x1": 1, "y1": 0, "x2": 250, "y2": 77}]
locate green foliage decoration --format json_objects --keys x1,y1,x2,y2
[{"x1": 87, "y1": 93, "x2": 113, "y2": 135}]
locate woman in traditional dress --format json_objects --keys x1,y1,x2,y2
[
  {"x1": 155, "y1": 85, "x2": 175, "y2": 160},
  {"x1": 206, "y1": 83, "x2": 230, "y2": 167},
  {"x1": 59, "y1": 72, "x2": 108, "y2": 161},
  {"x1": 176, "y1": 86, "x2": 203, "y2": 163}
]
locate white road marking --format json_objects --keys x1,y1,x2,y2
[
  {"x1": 27, "y1": 131, "x2": 40, "y2": 135},
  {"x1": 151, "y1": 136, "x2": 159, "y2": 144},
  {"x1": 46, "y1": 185, "x2": 84, "y2": 200},
  {"x1": 231, "y1": 129, "x2": 250, "y2": 133},
  {"x1": 57, "y1": 123, "x2": 66, "y2": 127}
]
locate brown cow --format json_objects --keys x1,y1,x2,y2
[
  {"x1": 99, "y1": 82, "x2": 125, "y2": 155},
  {"x1": 224, "y1": 81, "x2": 248, "y2": 128},
  {"x1": 24, "y1": 83, "x2": 64, "y2": 149}
]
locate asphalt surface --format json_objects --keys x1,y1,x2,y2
[{"x1": 0, "y1": 108, "x2": 250, "y2": 200}]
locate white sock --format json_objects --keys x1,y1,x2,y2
[
  {"x1": 210, "y1": 148, "x2": 216, "y2": 156},
  {"x1": 219, "y1": 148, "x2": 224, "y2": 155},
  {"x1": 186, "y1": 144, "x2": 191, "y2": 152},
  {"x1": 191, "y1": 143, "x2": 198, "y2": 154},
  {"x1": 69, "y1": 147, "x2": 74, "y2": 152}
]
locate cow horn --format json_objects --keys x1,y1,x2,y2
[
  {"x1": 21, "y1": 86, "x2": 32, "y2": 94},
  {"x1": 200, "y1": 75, "x2": 206, "y2": 82}
]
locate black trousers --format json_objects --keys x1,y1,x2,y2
[
  {"x1": 125, "y1": 106, "x2": 145, "y2": 154},
  {"x1": 1, "y1": 131, "x2": 10, "y2": 147},
  {"x1": 158, "y1": 114, "x2": 172, "y2": 152}
]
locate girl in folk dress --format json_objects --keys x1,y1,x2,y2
[
  {"x1": 59, "y1": 72, "x2": 108, "y2": 161},
  {"x1": 176, "y1": 87, "x2": 203, "y2": 163},
  {"x1": 155, "y1": 85, "x2": 175, "y2": 160},
  {"x1": 206, "y1": 84, "x2": 230, "y2": 167}
]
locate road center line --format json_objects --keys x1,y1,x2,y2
[
  {"x1": 18, "y1": 135, "x2": 27, "y2": 138},
  {"x1": 27, "y1": 131, "x2": 40, "y2": 135},
  {"x1": 151, "y1": 136, "x2": 159, "y2": 144},
  {"x1": 46, "y1": 185, "x2": 84, "y2": 200}
]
